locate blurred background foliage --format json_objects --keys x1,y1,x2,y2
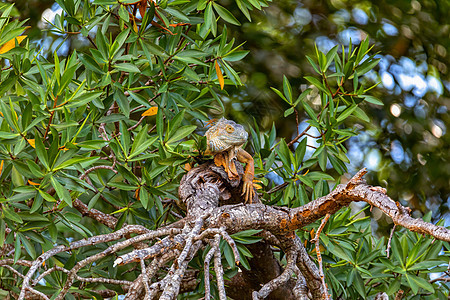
[{"x1": 9, "y1": 0, "x2": 450, "y2": 230}]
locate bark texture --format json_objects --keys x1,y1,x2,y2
[{"x1": 10, "y1": 162, "x2": 450, "y2": 300}]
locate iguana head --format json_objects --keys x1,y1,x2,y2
[{"x1": 205, "y1": 118, "x2": 248, "y2": 153}]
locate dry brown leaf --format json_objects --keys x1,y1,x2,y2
[{"x1": 138, "y1": 0, "x2": 147, "y2": 19}]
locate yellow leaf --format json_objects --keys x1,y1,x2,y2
[
  {"x1": 28, "y1": 180, "x2": 40, "y2": 186},
  {"x1": 0, "y1": 35, "x2": 27, "y2": 54},
  {"x1": 215, "y1": 60, "x2": 224, "y2": 90},
  {"x1": 0, "y1": 160, "x2": 3, "y2": 176},
  {"x1": 253, "y1": 183, "x2": 262, "y2": 190},
  {"x1": 142, "y1": 106, "x2": 158, "y2": 116},
  {"x1": 132, "y1": 18, "x2": 138, "y2": 33},
  {"x1": 134, "y1": 187, "x2": 140, "y2": 200},
  {"x1": 27, "y1": 139, "x2": 35, "y2": 148}
]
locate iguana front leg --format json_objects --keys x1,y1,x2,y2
[
  {"x1": 236, "y1": 148, "x2": 255, "y2": 203},
  {"x1": 214, "y1": 151, "x2": 239, "y2": 180}
]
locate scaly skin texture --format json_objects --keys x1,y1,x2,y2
[{"x1": 205, "y1": 118, "x2": 255, "y2": 203}]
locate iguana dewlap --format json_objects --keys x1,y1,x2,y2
[{"x1": 205, "y1": 118, "x2": 255, "y2": 203}]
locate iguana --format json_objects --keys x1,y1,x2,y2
[{"x1": 205, "y1": 118, "x2": 255, "y2": 203}]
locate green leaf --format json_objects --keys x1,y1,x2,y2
[
  {"x1": 14, "y1": 234, "x2": 21, "y2": 263},
  {"x1": 278, "y1": 139, "x2": 293, "y2": 168},
  {"x1": 301, "y1": 101, "x2": 317, "y2": 120},
  {"x1": 293, "y1": 88, "x2": 312, "y2": 107},
  {"x1": 166, "y1": 125, "x2": 197, "y2": 145},
  {"x1": 223, "y1": 50, "x2": 249, "y2": 62},
  {"x1": 409, "y1": 260, "x2": 447, "y2": 271},
  {"x1": 53, "y1": 156, "x2": 99, "y2": 171},
  {"x1": 306, "y1": 55, "x2": 320, "y2": 74},
  {"x1": 353, "y1": 71, "x2": 358, "y2": 92},
  {"x1": 282, "y1": 75, "x2": 293, "y2": 104},
  {"x1": 108, "y1": 182, "x2": 138, "y2": 191},
  {"x1": 336, "y1": 104, "x2": 357, "y2": 123},
  {"x1": 324, "y1": 45, "x2": 338, "y2": 71},
  {"x1": 284, "y1": 107, "x2": 294, "y2": 117},
  {"x1": 39, "y1": 190, "x2": 56, "y2": 202},
  {"x1": 294, "y1": 138, "x2": 307, "y2": 168},
  {"x1": 352, "y1": 106, "x2": 370, "y2": 123},
  {"x1": 164, "y1": 7, "x2": 189, "y2": 22},
  {"x1": 355, "y1": 57, "x2": 380, "y2": 75},
  {"x1": 142, "y1": 40, "x2": 165, "y2": 57},
  {"x1": 306, "y1": 171, "x2": 334, "y2": 181},
  {"x1": 329, "y1": 243, "x2": 352, "y2": 261},
  {"x1": 51, "y1": 177, "x2": 72, "y2": 207},
  {"x1": 213, "y1": 3, "x2": 240, "y2": 26},
  {"x1": 3, "y1": 205, "x2": 23, "y2": 223},
  {"x1": 0, "y1": 131, "x2": 20, "y2": 139},
  {"x1": 34, "y1": 135, "x2": 49, "y2": 171},
  {"x1": 304, "y1": 76, "x2": 329, "y2": 95},
  {"x1": 129, "y1": 136, "x2": 158, "y2": 159},
  {"x1": 118, "y1": 5, "x2": 129, "y2": 22},
  {"x1": 408, "y1": 273, "x2": 435, "y2": 293},
  {"x1": 0, "y1": 219, "x2": 4, "y2": 247},
  {"x1": 390, "y1": 235, "x2": 404, "y2": 268},
  {"x1": 19, "y1": 233, "x2": 36, "y2": 259},
  {"x1": 114, "y1": 63, "x2": 140, "y2": 73},
  {"x1": 361, "y1": 95, "x2": 384, "y2": 106},
  {"x1": 59, "y1": 64, "x2": 78, "y2": 95},
  {"x1": 318, "y1": 148, "x2": 327, "y2": 171},
  {"x1": 67, "y1": 91, "x2": 103, "y2": 108},
  {"x1": 79, "y1": 53, "x2": 104, "y2": 74},
  {"x1": 271, "y1": 87, "x2": 289, "y2": 104},
  {"x1": 405, "y1": 274, "x2": 419, "y2": 294},
  {"x1": 205, "y1": 2, "x2": 216, "y2": 36},
  {"x1": 115, "y1": 89, "x2": 130, "y2": 117},
  {"x1": 352, "y1": 269, "x2": 366, "y2": 298}
]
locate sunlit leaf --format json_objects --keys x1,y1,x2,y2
[
  {"x1": 27, "y1": 139, "x2": 35, "y2": 148},
  {"x1": 215, "y1": 60, "x2": 224, "y2": 90},
  {"x1": 0, "y1": 35, "x2": 27, "y2": 54},
  {"x1": 142, "y1": 107, "x2": 158, "y2": 116},
  {"x1": 27, "y1": 180, "x2": 40, "y2": 186}
]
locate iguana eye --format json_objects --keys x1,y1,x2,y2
[{"x1": 226, "y1": 125, "x2": 235, "y2": 133}]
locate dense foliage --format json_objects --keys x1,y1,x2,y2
[
  {"x1": 224, "y1": 0, "x2": 450, "y2": 220},
  {"x1": 0, "y1": 0, "x2": 449, "y2": 299}
]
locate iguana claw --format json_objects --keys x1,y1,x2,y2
[{"x1": 242, "y1": 174, "x2": 255, "y2": 203}]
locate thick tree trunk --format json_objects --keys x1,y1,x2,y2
[{"x1": 179, "y1": 160, "x2": 297, "y2": 299}]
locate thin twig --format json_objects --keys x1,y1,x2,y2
[
  {"x1": 252, "y1": 250, "x2": 298, "y2": 299},
  {"x1": 213, "y1": 235, "x2": 227, "y2": 300},
  {"x1": 311, "y1": 214, "x2": 331, "y2": 300},
  {"x1": 140, "y1": 259, "x2": 151, "y2": 298},
  {"x1": 204, "y1": 242, "x2": 218, "y2": 300},
  {"x1": 79, "y1": 165, "x2": 117, "y2": 180},
  {"x1": 386, "y1": 224, "x2": 396, "y2": 258},
  {"x1": 128, "y1": 116, "x2": 146, "y2": 131}
]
